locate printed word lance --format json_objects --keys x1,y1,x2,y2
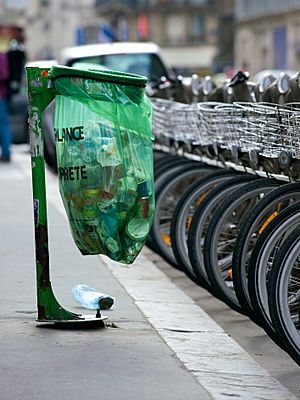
[{"x1": 55, "y1": 126, "x2": 84, "y2": 142}]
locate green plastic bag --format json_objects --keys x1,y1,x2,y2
[{"x1": 48, "y1": 65, "x2": 154, "y2": 264}]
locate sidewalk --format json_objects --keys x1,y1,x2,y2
[{"x1": 0, "y1": 147, "x2": 298, "y2": 400}]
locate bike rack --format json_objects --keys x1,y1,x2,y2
[{"x1": 26, "y1": 66, "x2": 107, "y2": 325}]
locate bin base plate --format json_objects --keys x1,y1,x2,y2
[{"x1": 37, "y1": 314, "x2": 108, "y2": 327}]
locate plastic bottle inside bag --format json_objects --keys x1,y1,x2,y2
[{"x1": 124, "y1": 180, "x2": 151, "y2": 242}]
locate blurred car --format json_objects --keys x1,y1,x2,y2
[
  {"x1": 59, "y1": 42, "x2": 174, "y2": 84},
  {"x1": 8, "y1": 78, "x2": 28, "y2": 144},
  {"x1": 9, "y1": 59, "x2": 57, "y2": 144},
  {"x1": 42, "y1": 41, "x2": 190, "y2": 171},
  {"x1": 61, "y1": 42, "x2": 192, "y2": 101}
]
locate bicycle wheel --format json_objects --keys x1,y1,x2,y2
[
  {"x1": 150, "y1": 164, "x2": 214, "y2": 270},
  {"x1": 154, "y1": 154, "x2": 177, "y2": 169},
  {"x1": 248, "y1": 202, "x2": 300, "y2": 349},
  {"x1": 153, "y1": 150, "x2": 172, "y2": 162},
  {"x1": 171, "y1": 169, "x2": 238, "y2": 283},
  {"x1": 154, "y1": 156, "x2": 197, "y2": 180},
  {"x1": 204, "y1": 178, "x2": 281, "y2": 313},
  {"x1": 188, "y1": 174, "x2": 258, "y2": 293},
  {"x1": 154, "y1": 156, "x2": 199, "y2": 181},
  {"x1": 147, "y1": 160, "x2": 204, "y2": 252},
  {"x1": 232, "y1": 182, "x2": 300, "y2": 320},
  {"x1": 154, "y1": 159, "x2": 203, "y2": 190},
  {"x1": 269, "y1": 225, "x2": 300, "y2": 365}
]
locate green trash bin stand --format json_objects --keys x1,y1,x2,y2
[{"x1": 26, "y1": 66, "x2": 154, "y2": 325}]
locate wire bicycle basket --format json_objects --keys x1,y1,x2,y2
[{"x1": 151, "y1": 96, "x2": 300, "y2": 178}]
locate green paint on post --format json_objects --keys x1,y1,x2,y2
[{"x1": 26, "y1": 67, "x2": 82, "y2": 321}]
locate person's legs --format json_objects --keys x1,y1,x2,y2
[{"x1": 0, "y1": 98, "x2": 12, "y2": 160}]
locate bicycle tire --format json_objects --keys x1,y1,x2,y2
[
  {"x1": 187, "y1": 174, "x2": 258, "y2": 293},
  {"x1": 232, "y1": 182, "x2": 300, "y2": 321},
  {"x1": 247, "y1": 202, "x2": 300, "y2": 350},
  {"x1": 204, "y1": 178, "x2": 280, "y2": 313},
  {"x1": 153, "y1": 150, "x2": 173, "y2": 162},
  {"x1": 171, "y1": 169, "x2": 239, "y2": 283},
  {"x1": 150, "y1": 164, "x2": 214, "y2": 270},
  {"x1": 155, "y1": 156, "x2": 197, "y2": 180},
  {"x1": 147, "y1": 160, "x2": 204, "y2": 252},
  {"x1": 154, "y1": 154, "x2": 195, "y2": 174},
  {"x1": 269, "y1": 225, "x2": 300, "y2": 366},
  {"x1": 154, "y1": 154, "x2": 177, "y2": 170},
  {"x1": 154, "y1": 159, "x2": 203, "y2": 190}
]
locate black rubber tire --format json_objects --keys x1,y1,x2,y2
[
  {"x1": 187, "y1": 174, "x2": 258, "y2": 294},
  {"x1": 248, "y1": 202, "x2": 300, "y2": 351},
  {"x1": 150, "y1": 164, "x2": 214, "y2": 270},
  {"x1": 154, "y1": 155, "x2": 183, "y2": 177},
  {"x1": 153, "y1": 150, "x2": 173, "y2": 162},
  {"x1": 269, "y1": 225, "x2": 300, "y2": 366},
  {"x1": 232, "y1": 182, "x2": 300, "y2": 322},
  {"x1": 171, "y1": 168, "x2": 239, "y2": 284},
  {"x1": 154, "y1": 157, "x2": 200, "y2": 181},
  {"x1": 203, "y1": 178, "x2": 280, "y2": 314},
  {"x1": 155, "y1": 159, "x2": 203, "y2": 190},
  {"x1": 147, "y1": 160, "x2": 203, "y2": 252}
]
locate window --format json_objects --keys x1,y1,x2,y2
[
  {"x1": 166, "y1": 15, "x2": 185, "y2": 44},
  {"x1": 191, "y1": 14, "x2": 205, "y2": 42}
]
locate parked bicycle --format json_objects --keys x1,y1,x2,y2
[{"x1": 150, "y1": 69, "x2": 300, "y2": 366}]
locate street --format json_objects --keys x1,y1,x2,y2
[{"x1": 0, "y1": 145, "x2": 298, "y2": 399}]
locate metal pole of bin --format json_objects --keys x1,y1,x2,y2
[{"x1": 26, "y1": 67, "x2": 107, "y2": 325}]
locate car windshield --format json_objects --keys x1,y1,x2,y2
[{"x1": 67, "y1": 53, "x2": 168, "y2": 82}]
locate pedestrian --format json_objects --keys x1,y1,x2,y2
[
  {"x1": 0, "y1": 52, "x2": 12, "y2": 162},
  {"x1": 7, "y1": 27, "x2": 26, "y2": 103}
]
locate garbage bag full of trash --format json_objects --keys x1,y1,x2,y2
[{"x1": 48, "y1": 65, "x2": 154, "y2": 264}]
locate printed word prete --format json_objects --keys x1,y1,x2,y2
[{"x1": 59, "y1": 165, "x2": 87, "y2": 181}]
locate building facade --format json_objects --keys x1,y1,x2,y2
[
  {"x1": 0, "y1": 0, "x2": 99, "y2": 60},
  {"x1": 95, "y1": 0, "x2": 235, "y2": 75},
  {"x1": 0, "y1": 0, "x2": 235, "y2": 75},
  {"x1": 234, "y1": 0, "x2": 300, "y2": 75}
]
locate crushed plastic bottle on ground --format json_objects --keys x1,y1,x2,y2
[{"x1": 72, "y1": 284, "x2": 115, "y2": 310}]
